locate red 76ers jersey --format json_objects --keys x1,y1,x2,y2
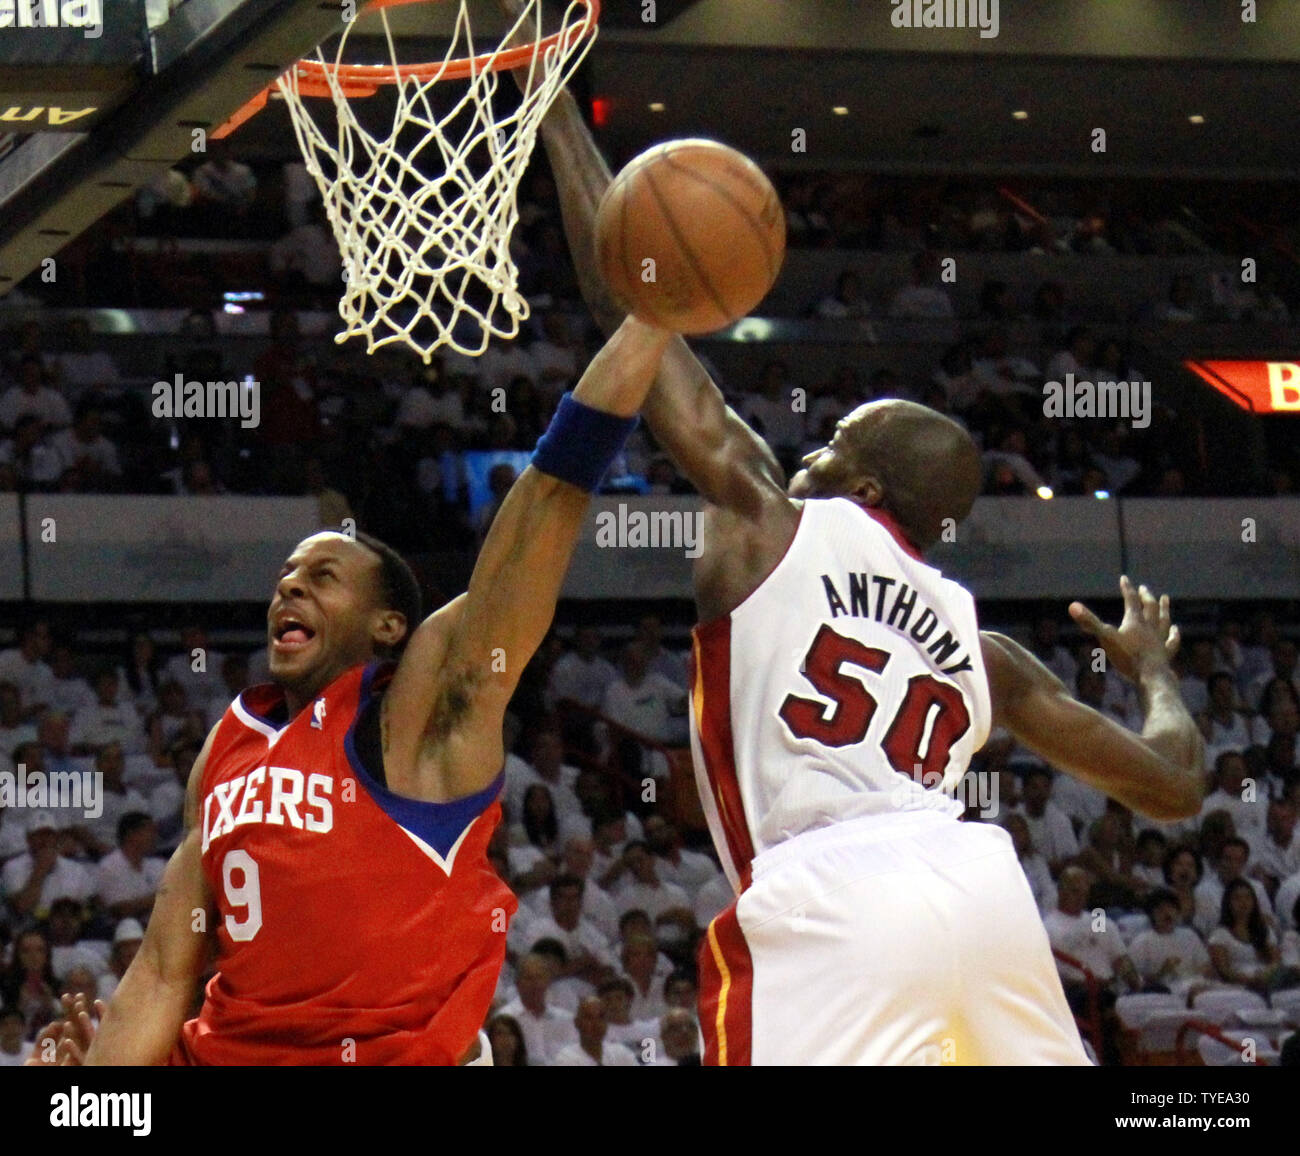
[{"x1": 173, "y1": 661, "x2": 516, "y2": 1066}]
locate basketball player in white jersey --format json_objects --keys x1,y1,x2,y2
[{"x1": 527, "y1": 78, "x2": 1205, "y2": 1065}]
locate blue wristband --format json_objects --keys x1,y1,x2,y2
[{"x1": 532, "y1": 392, "x2": 639, "y2": 492}]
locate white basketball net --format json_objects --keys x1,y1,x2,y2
[{"x1": 277, "y1": 0, "x2": 598, "y2": 362}]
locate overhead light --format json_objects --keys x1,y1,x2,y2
[
  {"x1": 1094, "y1": 490, "x2": 1111, "y2": 500},
  {"x1": 1012, "y1": 110, "x2": 1029, "y2": 121},
  {"x1": 648, "y1": 101, "x2": 665, "y2": 112},
  {"x1": 1187, "y1": 114, "x2": 1205, "y2": 124},
  {"x1": 1036, "y1": 485, "x2": 1054, "y2": 500},
  {"x1": 832, "y1": 106, "x2": 849, "y2": 116}
]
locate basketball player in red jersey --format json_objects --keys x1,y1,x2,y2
[
  {"x1": 530, "y1": 83, "x2": 1204, "y2": 1063},
  {"x1": 77, "y1": 317, "x2": 674, "y2": 1065}
]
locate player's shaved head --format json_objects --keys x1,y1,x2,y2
[{"x1": 789, "y1": 399, "x2": 982, "y2": 551}]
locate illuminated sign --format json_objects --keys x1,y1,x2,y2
[{"x1": 1184, "y1": 360, "x2": 1300, "y2": 414}]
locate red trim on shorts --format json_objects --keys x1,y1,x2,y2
[
  {"x1": 698, "y1": 902, "x2": 753, "y2": 1066},
  {"x1": 690, "y1": 616, "x2": 756, "y2": 882}
]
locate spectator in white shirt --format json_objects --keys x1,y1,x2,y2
[
  {"x1": 1248, "y1": 797, "x2": 1300, "y2": 894},
  {"x1": 635, "y1": 615, "x2": 688, "y2": 690},
  {"x1": 548, "y1": 837, "x2": 620, "y2": 942},
  {"x1": 52, "y1": 319, "x2": 120, "y2": 397},
  {"x1": 551, "y1": 994, "x2": 638, "y2": 1066},
  {"x1": 0, "y1": 619, "x2": 55, "y2": 719},
  {"x1": 1028, "y1": 616, "x2": 1078, "y2": 688},
  {"x1": 147, "y1": 737, "x2": 201, "y2": 849},
  {"x1": 546, "y1": 626, "x2": 617, "y2": 711},
  {"x1": 1132, "y1": 829, "x2": 1169, "y2": 891},
  {"x1": 505, "y1": 724, "x2": 585, "y2": 831},
  {"x1": 644, "y1": 815, "x2": 720, "y2": 897},
  {"x1": 531, "y1": 310, "x2": 582, "y2": 397},
  {"x1": 269, "y1": 201, "x2": 342, "y2": 288},
  {"x1": 1246, "y1": 640, "x2": 1300, "y2": 712},
  {"x1": 1207, "y1": 878, "x2": 1281, "y2": 993},
  {"x1": 496, "y1": 952, "x2": 578, "y2": 1066},
  {"x1": 694, "y1": 871, "x2": 734, "y2": 929},
  {"x1": 1161, "y1": 845, "x2": 1203, "y2": 929},
  {"x1": 44, "y1": 896, "x2": 109, "y2": 983},
  {"x1": 162, "y1": 625, "x2": 224, "y2": 712},
  {"x1": 45, "y1": 645, "x2": 96, "y2": 719},
  {"x1": 1003, "y1": 812, "x2": 1055, "y2": 912},
  {"x1": 0, "y1": 793, "x2": 30, "y2": 864},
  {"x1": 524, "y1": 875, "x2": 615, "y2": 984},
  {"x1": 96, "y1": 918, "x2": 144, "y2": 1003},
  {"x1": 814, "y1": 269, "x2": 873, "y2": 320},
  {"x1": 70, "y1": 670, "x2": 148, "y2": 756},
  {"x1": 478, "y1": 336, "x2": 539, "y2": 394},
  {"x1": 612, "y1": 841, "x2": 692, "y2": 922},
  {"x1": 47, "y1": 403, "x2": 121, "y2": 486},
  {"x1": 2, "y1": 812, "x2": 93, "y2": 921},
  {"x1": 1176, "y1": 637, "x2": 1218, "y2": 719},
  {"x1": 1042, "y1": 866, "x2": 1141, "y2": 994},
  {"x1": 601, "y1": 643, "x2": 688, "y2": 750},
  {"x1": 1199, "y1": 670, "x2": 1253, "y2": 764},
  {"x1": 1126, "y1": 888, "x2": 1214, "y2": 998},
  {"x1": 0, "y1": 356, "x2": 71, "y2": 432},
  {"x1": 1044, "y1": 327, "x2": 1097, "y2": 386},
  {"x1": 1194, "y1": 837, "x2": 1275, "y2": 937},
  {"x1": 0, "y1": 681, "x2": 36, "y2": 766},
  {"x1": 146, "y1": 679, "x2": 208, "y2": 769},
  {"x1": 1152, "y1": 274, "x2": 1201, "y2": 323},
  {"x1": 619, "y1": 932, "x2": 669, "y2": 1024},
  {"x1": 598, "y1": 975, "x2": 659, "y2": 1053},
  {"x1": 0, "y1": 1007, "x2": 34, "y2": 1066},
  {"x1": 118, "y1": 631, "x2": 163, "y2": 720},
  {"x1": 93, "y1": 812, "x2": 165, "y2": 919},
  {"x1": 192, "y1": 146, "x2": 257, "y2": 211},
  {"x1": 71, "y1": 744, "x2": 153, "y2": 857},
  {"x1": 1014, "y1": 766, "x2": 1079, "y2": 876},
  {"x1": 647, "y1": 1007, "x2": 695, "y2": 1066},
  {"x1": 204, "y1": 653, "x2": 251, "y2": 732},
  {"x1": 740, "y1": 360, "x2": 806, "y2": 460},
  {"x1": 1199, "y1": 751, "x2": 1266, "y2": 841},
  {"x1": 887, "y1": 251, "x2": 955, "y2": 319}
]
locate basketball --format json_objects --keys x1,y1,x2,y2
[{"x1": 594, "y1": 139, "x2": 786, "y2": 334}]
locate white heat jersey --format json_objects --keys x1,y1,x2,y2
[{"x1": 688, "y1": 497, "x2": 991, "y2": 891}]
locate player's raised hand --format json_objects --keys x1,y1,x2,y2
[
  {"x1": 57, "y1": 993, "x2": 104, "y2": 1065},
  {"x1": 24, "y1": 993, "x2": 103, "y2": 1065},
  {"x1": 1069, "y1": 575, "x2": 1181, "y2": 684}
]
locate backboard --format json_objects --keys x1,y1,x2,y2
[{"x1": 0, "y1": 0, "x2": 354, "y2": 295}]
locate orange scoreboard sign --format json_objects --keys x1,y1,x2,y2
[{"x1": 1184, "y1": 360, "x2": 1300, "y2": 413}]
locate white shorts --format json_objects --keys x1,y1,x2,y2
[{"x1": 698, "y1": 810, "x2": 1090, "y2": 1065}]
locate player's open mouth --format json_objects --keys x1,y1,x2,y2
[{"x1": 272, "y1": 615, "x2": 317, "y2": 653}]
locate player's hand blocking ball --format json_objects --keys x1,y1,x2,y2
[{"x1": 594, "y1": 139, "x2": 786, "y2": 333}]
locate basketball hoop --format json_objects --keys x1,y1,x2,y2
[{"x1": 216, "y1": 0, "x2": 600, "y2": 362}]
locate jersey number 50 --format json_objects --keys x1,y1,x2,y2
[{"x1": 779, "y1": 624, "x2": 971, "y2": 785}]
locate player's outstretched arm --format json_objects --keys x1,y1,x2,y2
[
  {"x1": 534, "y1": 82, "x2": 787, "y2": 520},
  {"x1": 983, "y1": 576, "x2": 1204, "y2": 821},
  {"x1": 381, "y1": 318, "x2": 672, "y2": 803},
  {"x1": 83, "y1": 727, "x2": 218, "y2": 1065}
]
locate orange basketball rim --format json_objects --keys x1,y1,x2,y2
[{"x1": 214, "y1": 0, "x2": 601, "y2": 139}]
